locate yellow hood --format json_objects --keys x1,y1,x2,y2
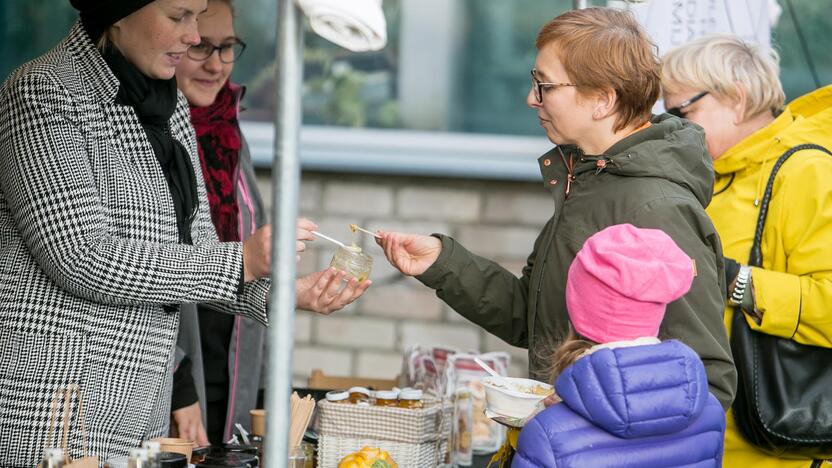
[{"x1": 714, "y1": 84, "x2": 832, "y2": 176}]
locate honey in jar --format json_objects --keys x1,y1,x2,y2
[
  {"x1": 348, "y1": 386, "x2": 371, "y2": 405},
  {"x1": 398, "y1": 388, "x2": 424, "y2": 409},
  {"x1": 373, "y1": 390, "x2": 399, "y2": 407},
  {"x1": 325, "y1": 390, "x2": 350, "y2": 404},
  {"x1": 330, "y1": 244, "x2": 373, "y2": 282}
]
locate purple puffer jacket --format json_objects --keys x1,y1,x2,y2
[{"x1": 513, "y1": 340, "x2": 726, "y2": 468}]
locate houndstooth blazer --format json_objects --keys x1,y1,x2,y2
[{"x1": 0, "y1": 22, "x2": 270, "y2": 465}]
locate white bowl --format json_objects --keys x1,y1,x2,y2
[{"x1": 481, "y1": 377, "x2": 554, "y2": 419}]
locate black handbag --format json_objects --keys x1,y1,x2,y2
[{"x1": 730, "y1": 143, "x2": 832, "y2": 460}]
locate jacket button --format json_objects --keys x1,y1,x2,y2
[
  {"x1": 549, "y1": 179, "x2": 557, "y2": 185},
  {"x1": 543, "y1": 159, "x2": 551, "y2": 167}
]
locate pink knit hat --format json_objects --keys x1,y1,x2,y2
[{"x1": 565, "y1": 224, "x2": 695, "y2": 344}]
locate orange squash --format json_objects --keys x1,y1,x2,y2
[{"x1": 337, "y1": 446, "x2": 398, "y2": 468}]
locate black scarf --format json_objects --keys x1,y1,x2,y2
[{"x1": 103, "y1": 47, "x2": 198, "y2": 244}]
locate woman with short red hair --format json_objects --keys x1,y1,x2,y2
[{"x1": 375, "y1": 6, "x2": 736, "y2": 436}]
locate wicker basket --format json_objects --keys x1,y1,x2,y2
[{"x1": 317, "y1": 400, "x2": 452, "y2": 468}]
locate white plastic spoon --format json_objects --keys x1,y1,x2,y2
[
  {"x1": 311, "y1": 230, "x2": 346, "y2": 248},
  {"x1": 474, "y1": 357, "x2": 511, "y2": 388}
]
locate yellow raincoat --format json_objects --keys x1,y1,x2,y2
[{"x1": 706, "y1": 85, "x2": 832, "y2": 467}]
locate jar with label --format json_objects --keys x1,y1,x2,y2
[
  {"x1": 398, "y1": 388, "x2": 423, "y2": 409},
  {"x1": 348, "y1": 386, "x2": 371, "y2": 405},
  {"x1": 325, "y1": 390, "x2": 350, "y2": 404},
  {"x1": 374, "y1": 390, "x2": 399, "y2": 407},
  {"x1": 329, "y1": 244, "x2": 373, "y2": 282}
]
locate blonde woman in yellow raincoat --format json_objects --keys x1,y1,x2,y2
[{"x1": 662, "y1": 34, "x2": 832, "y2": 468}]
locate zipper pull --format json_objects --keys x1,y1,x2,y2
[
  {"x1": 566, "y1": 175, "x2": 573, "y2": 196},
  {"x1": 594, "y1": 159, "x2": 607, "y2": 175}
]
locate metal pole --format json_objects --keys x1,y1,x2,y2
[
  {"x1": 573, "y1": 0, "x2": 589, "y2": 9},
  {"x1": 265, "y1": 0, "x2": 303, "y2": 466}
]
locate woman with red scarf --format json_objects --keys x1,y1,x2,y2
[{"x1": 170, "y1": 0, "x2": 370, "y2": 445}]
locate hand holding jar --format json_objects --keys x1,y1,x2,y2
[{"x1": 295, "y1": 268, "x2": 371, "y2": 314}]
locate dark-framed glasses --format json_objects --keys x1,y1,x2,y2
[
  {"x1": 530, "y1": 68, "x2": 577, "y2": 103},
  {"x1": 666, "y1": 91, "x2": 708, "y2": 118},
  {"x1": 187, "y1": 38, "x2": 247, "y2": 63}
]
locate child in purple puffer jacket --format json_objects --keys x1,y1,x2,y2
[{"x1": 513, "y1": 223, "x2": 726, "y2": 468}]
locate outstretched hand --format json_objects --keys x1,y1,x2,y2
[{"x1": 375, "y1": 231, "x2": 442, "y2": 277}]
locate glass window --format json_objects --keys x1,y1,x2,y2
[{"x1": 1, "y1": 0, "x2": 829, "y2": 136}]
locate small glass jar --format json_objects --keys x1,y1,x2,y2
[
  {"x1": 398, "y1": 388, "x2": 424, "y2": 409},
  {"x1": 325, "y1": 390, "x2": 350, "y2": 404},
  {"x1": 348, "y1": 386, "x2": 371, "y2": 405},
  {"x1": 374, "y1": 390, "x2": 399, "y2": 407},
  {"x1": 287, "y1": 445, "x2": 307, "y2": 468},
  {"x1": 127, "y1": 449, "x2": 150, "y2": 468},
  {"x1": 141, "y1": 441, "x2": 160, "y2": 467},
  {"x1": 41, "y1": 449, "x2": 65, "y2": 468},
  {"x1": 329, "y1": 244, "x2": 373, "y2": 282},
  {"x1": 300, "y1": 441, "x2": 315, "y2": 468}
]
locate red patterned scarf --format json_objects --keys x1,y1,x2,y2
[{"x1": 190, "y1": 81, "x2": 243, "y2": 242}]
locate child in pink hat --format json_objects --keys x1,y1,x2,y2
[{"x1": 514, "y1": 224, "x2": 726, "y2": 468}]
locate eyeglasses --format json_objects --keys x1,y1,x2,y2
[
  {"x1": 666, "y1": 91, "x2": 708, "y2": 118},
  {"x1": 187, "y1": 38, "x2": 247, "y2": 63},
  {"x1": 530, "y1": 68, "x2": 576, "y2": 103}
]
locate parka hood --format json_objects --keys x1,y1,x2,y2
[
  {"x1": 559, "y1": 114, "x2": 715, "y2": 208},
  {"x1": 555, "y1": 340, "x2": 711, "y2": 439},
  {"x1": 714, "y1": 84, "x2": 832, "y2": 175}
]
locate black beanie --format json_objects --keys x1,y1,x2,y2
[{"x1": 70, "y1": 0, "x2": 156, "y2": 40}]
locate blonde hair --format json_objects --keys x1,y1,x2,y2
[
  {"x1": 96, "y1": 29, "x2": 112, "y2": 51},
  {"x1": 547, "y1": 327, "x2": 597, "y2": 383},
  {"x1": 536, "y1": 7, "x2": 661, "y2": 132},
  {"x1": 662, "y1": 34, "x2": 785, "y2": 120}
]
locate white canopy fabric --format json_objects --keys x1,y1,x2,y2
[{"x1": 295, "y1": 0, "x2": 387, "y2": 52}]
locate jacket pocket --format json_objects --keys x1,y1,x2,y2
[{"x1": 0, "y1": 330, "x2": 89, "y2": 465}]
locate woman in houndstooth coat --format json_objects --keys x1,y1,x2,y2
[{"x1": 0, "y1": 0, "x2": 287, "y2": 464}]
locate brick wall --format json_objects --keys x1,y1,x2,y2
[{"x1": 255, "y1": 170, "x2": 553, "y2": 386}]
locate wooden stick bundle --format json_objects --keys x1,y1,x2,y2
[{"x1": 289, "y1": 392, "x2": 316, "y2": 449}]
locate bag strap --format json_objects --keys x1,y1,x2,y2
[{"x1": 748, "y1": 144, "x2": 832, "y2": 266}]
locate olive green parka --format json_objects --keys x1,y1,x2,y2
[{"x1": 417, "y1": 115, "x2": 737, "y2": 409}]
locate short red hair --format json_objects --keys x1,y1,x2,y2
[{"x1": 536, "y1": 8, "x2": 660, "y2": 131}]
